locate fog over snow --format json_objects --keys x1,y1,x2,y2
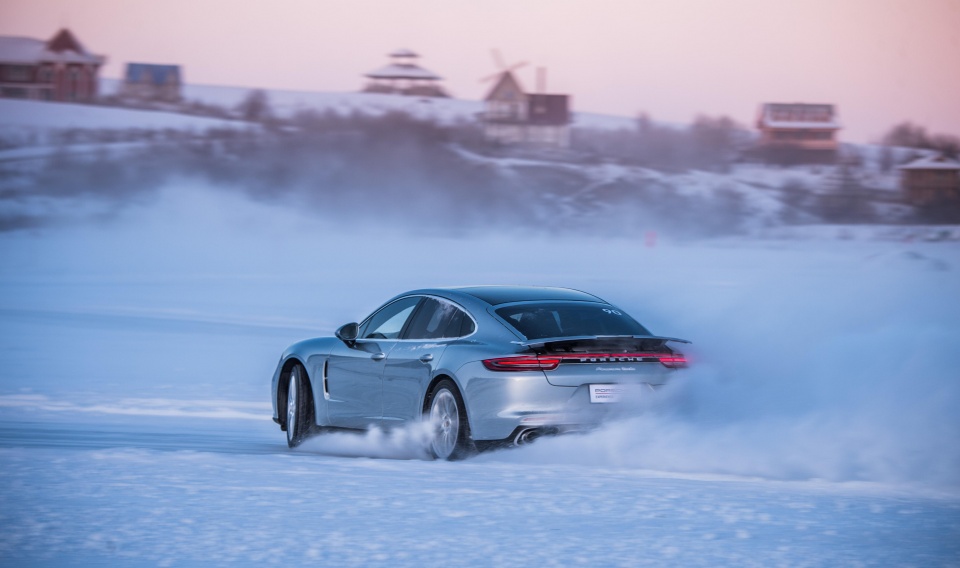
[{"x1": 1, "y1": 178, "x2": 958, "y2": 565}]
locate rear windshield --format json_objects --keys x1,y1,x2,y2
[{"x1": 495, "y1": 302, "x2": 651, "y2": 340}]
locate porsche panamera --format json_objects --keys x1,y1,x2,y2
[{"x1": 271, "y1": 286, "x2": 689, "y2": 460}]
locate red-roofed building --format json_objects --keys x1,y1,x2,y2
[
  {"x1": 899, "y1": 154, "x2": 960, "y2": 206},
  {"x1": 0, "y1": 29, "x2": 105, "y2": 102}
]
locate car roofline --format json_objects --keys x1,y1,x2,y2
[{"x1": 426, "y1": 285, "x2": 606, "y2": 306}]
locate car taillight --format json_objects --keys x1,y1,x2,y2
[
  {"x1": 483, "y1": 353, "x2": 687, "y2": 371},
  {"x1": 659, "y1": 354, "x2": 687, "y2": 368},
  {"x1": 482, "y1": 356, "x2": 561, "y2": 372}
]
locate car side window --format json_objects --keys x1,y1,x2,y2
[
  {"x1": 458, "y1": 313, "x2": 476, "y2": 337},
  {"x1": 404, "y1": 298, "x2": 473, "y2": 340},
  {"x1": 360, "y1": 296, "x2": 421, "y2": 340}
]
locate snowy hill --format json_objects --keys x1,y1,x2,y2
[
  {"x1": 0, "y1": 97, "x2": 246, "y2": 132},
  {"x1": 100, "y1": 77, "x2": 639, "y2": 129},
  {"x1": 3, "y1": 84, "x2": 949, "y2": 239}
]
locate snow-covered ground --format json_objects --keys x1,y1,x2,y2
[
  {"x1": 0, "y1": 98, "x2": 246, "y2": 132},
  {"x1": 0, "y1": 98, "x2": 255, "y2": 169},
  {"x1": 1, "y1": 181, "x2": 959, "y2": 566}
]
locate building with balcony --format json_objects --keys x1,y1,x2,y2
[
  {"x1": 756, "y1": 102, "x2": 840, "y2": 163},
  {"x1": 0, "y1": 29, "x2": 105, "y2": 102}
]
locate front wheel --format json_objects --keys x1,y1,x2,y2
[
  {"x1": 285, "y1": 364, "x2": 313, "y2": 448},
  {"x1": 426, "y1": 379, "x2": 472, "y2": 460}
]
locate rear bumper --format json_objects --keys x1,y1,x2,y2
[{"x1": 459, "y1": 363, "x2": 671, "y2": 441}]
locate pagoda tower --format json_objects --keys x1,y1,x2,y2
[{"x1": 362, "y1": 49, "x2": 448, "y2": 97}]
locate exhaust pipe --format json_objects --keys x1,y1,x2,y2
[{"x1": 513, "y1": 428, "x2": 541, "y2": 446}]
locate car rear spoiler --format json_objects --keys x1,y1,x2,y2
[{"x1": 517, "y1": 335, "x2": 691, "y2": 349}]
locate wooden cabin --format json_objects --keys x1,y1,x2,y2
[
  {"x1": 0, "y1": 29, "x2": 105, "y2": 102},
  {"x1": 899, "y1": 154, "x2": 960, "y2": 206}
]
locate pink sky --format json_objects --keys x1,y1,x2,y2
[{"x1": 2, "y1": 0, "x2": 958, "y2": 143}]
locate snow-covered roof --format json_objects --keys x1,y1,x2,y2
[
  {"x1": 758, "y1": 103, "x2": 840, "y2": 130},
  {"x1": 898, "y1": 154, "x2": 960, "y2": 171},
  {"x1": 0, "y1": 36, "x2": 46, "y2": 62},
  {"x1": 0, "y1": 31, "x2": 105, "y2": 66},
  {"x1": 389, "y1": 48, "x2": 418, "y2": 58},
  {"x1": 761, "y1": 119, "x2": 842, "y2": 130},
  {"x1": 365, "y1": 63, "x2": 441, "y2": 81},
  {"x1": 763, "y1": 120, "x2": 840, "y2": 130}
]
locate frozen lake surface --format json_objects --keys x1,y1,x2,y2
[{"x1": 1, "y1": 184, "x2": 959, "y2": 566}]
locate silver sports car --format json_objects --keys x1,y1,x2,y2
[{"x1": 271, "y1": 286, "x2": 689, "y2": 459}]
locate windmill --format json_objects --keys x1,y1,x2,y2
[
  {"x1": 479, "y1": 49, "x2": 530, "y2": 126},
  {"x1": 479, "y1": 49, "x2": 528, "y2": 90},
  {"x1": 478, "y1": 49, "x2": 571, "y2": 148}
]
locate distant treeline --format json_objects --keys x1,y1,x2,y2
[
  {"x1": 23, "y1": 108, "x2": 761, "y2": 236},
  {"x1": 13, "y1": 92, "x2": 959, "y2": 233},
  {"x1": 571, "y1": 114, "x2": 749, "y2": 173}
]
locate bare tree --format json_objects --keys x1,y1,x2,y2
[
  {"x1": 237, "y1": 89, "x2": 273, "y2": 123},
  {"x1": 882, "y1": 121, "x2": 959, "y2": 158}
]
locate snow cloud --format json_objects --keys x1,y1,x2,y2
[
  {"x1": 2, "y1": 181, "x2": 958, "y2": 489},
  {"x1": 296, "y1": 423, "x2": 435, "y2": 461},
  {"x1": 482, "y1": 246, "x2": 960, "y2": 489}
]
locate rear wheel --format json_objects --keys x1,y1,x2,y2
[
  {"x1": 426, "y1": 379, "x2": 472, "y2": 460},
  {"x1": 285, "y1": 364, "x2": 312, "y2": 448}
]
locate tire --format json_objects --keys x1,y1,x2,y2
[
  {"x1": 426, "y1": 379, "x2": 472, "y2": 460},
  {"x1": 285, "y1": 364, "x2": 313, "y2": 448}
]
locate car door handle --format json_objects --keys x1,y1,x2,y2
[
  {"x1": 371, "y1": 352, "x2": 386, "y2": 361},
  {"x1": 419, "y1": 354, "x2": 434, "y2": 363}
]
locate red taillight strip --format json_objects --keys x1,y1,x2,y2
[
  {"x1": 483, "y1": 353, "x2": 687, "y2": 371},
  {"x1": 554, "y1": 353, "x2": 687, "y2": 367},
  {"x1": 483, "y1": 356, "x2": 561, "y2": 371},
  {"x1": 658, "y1": 354, "x2": 687, "y2": 368}
]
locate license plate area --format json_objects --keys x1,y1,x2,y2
[{"x1": 589, "y1": 384, "x2": 629, "y2": 403}]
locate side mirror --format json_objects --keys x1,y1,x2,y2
[{"x1": 336, "y1": 322, "x2": 359, "y2": 344}]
